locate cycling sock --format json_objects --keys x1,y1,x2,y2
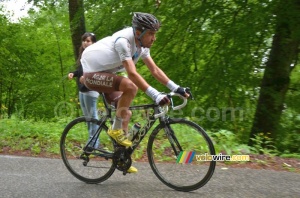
[{"x1": 112, "y1": 116, "x2": 122, "y2": 130}]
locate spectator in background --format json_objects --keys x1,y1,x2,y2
[{"x1": 68, "y1": 32, "x2": 100, "y2": 148}]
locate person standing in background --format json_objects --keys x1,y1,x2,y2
[{"x1": 68, "y1": 32, "x2": 100, "y2": 148}]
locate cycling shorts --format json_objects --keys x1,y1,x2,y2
[{"x1": 83, "y1": 72, "x2": 123, "y2": 93}]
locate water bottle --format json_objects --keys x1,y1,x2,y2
[{"x1": 128, "y1": 122, "x2": 141, "y2": 141}]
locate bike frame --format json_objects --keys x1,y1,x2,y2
[{"x1": 85, "y1": 93, "x2": 169, "y2": 156}]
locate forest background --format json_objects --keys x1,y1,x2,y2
[{"x1": 0, "y1": 0, "x2": 299, "y2": 165}]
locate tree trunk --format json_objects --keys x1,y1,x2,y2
[
  {"x1": 68, "y1": 0, "x2": 86, "y2": 61},
  {"x1": 249, "y1": 0, "x2": 300, "y2": 146}
]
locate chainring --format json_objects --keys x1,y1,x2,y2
[{"x1": 112, "y1": 147, "x2": 132, "y2": 172}]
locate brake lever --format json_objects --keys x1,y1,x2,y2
[
  {"x1": 167, "y1": 94, "x2": 174, "y2": 108},
  {"x1": 185, "y1": 87, "x2": 194, "y2": 100}
]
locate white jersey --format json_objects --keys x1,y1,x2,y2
[{"x1": 81, "y1": 27, "x2": 150, "y2": 73}]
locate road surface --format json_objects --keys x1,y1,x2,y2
[{"x1": 0, "y1": 155, "x2": 299, "y2": 198}]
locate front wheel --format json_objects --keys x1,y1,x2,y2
[
  {"x1": 60, "y1": 116, "x2": 115, "y2": 184},
  {"x1": 147, "y1": 118, "x2": 216, "y2": 192}
]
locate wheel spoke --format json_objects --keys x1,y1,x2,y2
[
  {"x1": 147, "y1": 119, "x2": 216, "y2": 192},
  {"x1": 60, "y1": 117, "x2": 115, "y2": 183}
]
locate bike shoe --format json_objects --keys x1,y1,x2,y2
[
  {"x1": 107, "y1": 128, "x2": 132, "y2": 147},
  {"x1": 127, "y1": 166, "x2": 138, "y2": 173}
]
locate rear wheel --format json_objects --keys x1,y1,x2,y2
[
  {"x1": 147, "y1": 118, "x2": 216, "y2": 192},
  {"x1": 60, "y1": 117, "x2": 115, "y2": 183}
]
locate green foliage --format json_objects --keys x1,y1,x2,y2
[
  {"x1": 277, "y1": 109, "x2": 300, "y2": 153},
  {"x1": 275, "y1": 66, "x2": 300, "y2": 154},
  {"x1": 280, "y1": 153, "x2": 300, "y2": 159},
  {"x1": 210, "y1": 130, "x2": 251, "y2": 155},
  {"x1": 0, "y1": 0, "x2": 299, "y2": 155},
  {"x1": 0, "y1": 2, "x2": 75, "y2": 119},
  {"x1": 0, "y1": 116, "x2": 70, "y2": 155},
  {"x1": 249, "y1": 133, "x2": 279, "y2": 156}
]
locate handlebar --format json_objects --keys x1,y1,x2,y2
[
  {"x1": 154, "y1": 90, "x2": 191, "y2": 119},
  {"x1": 171, "y1": 93, "x2": 188, "y2": 110},
  {"x1": 154, "y1": 105, "x2": 169, "y2": 119}
]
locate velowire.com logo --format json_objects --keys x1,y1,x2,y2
[{"x1": 176, "y1": 151, "x2": 250, "y2": 164}]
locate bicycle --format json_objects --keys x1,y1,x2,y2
[{"x1": 60, "y1": 89, "x2": 216, "y2": 192}]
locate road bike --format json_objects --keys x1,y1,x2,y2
[{"x1": 60, "y1": 89, "x2": 216, "y2": 192}]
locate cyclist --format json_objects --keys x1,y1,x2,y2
[{"x1": 81, "y1": 12, "x2": 189, "y2": 173}]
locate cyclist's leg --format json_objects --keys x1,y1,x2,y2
[
  {"x1": 104, "y1": 92, "x2": 132, "y2": 134},
  {"x1": 108, "y1": 78, "x2": 137, "y2": 146},
  {"x1": 83, "y1": 72, "x2": 136, "y2": 147},
  {"x1": 117, "y1": 77, "x2": 137, "y2": 119},
  {"x1": 122, "y1": 110, "x2": 132, "y2": 135},
  {"x1": 104, "y1": 91, "x2": 122, "y2": 108}
]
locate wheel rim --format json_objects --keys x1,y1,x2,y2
[
  {"x1": 60, "y1": 117, "x2": 115, "y2": 183},
  {"x1": 148, "y1": 120, "x2": 216, "y2": 191}
]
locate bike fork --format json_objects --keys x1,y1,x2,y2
[{"x1": 164, "y1": 125, "x2": 183, "y2": 157}]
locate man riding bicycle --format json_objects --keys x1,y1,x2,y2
[{"x1": 81, "y1": 12, "x2": 189, "y2": 173}]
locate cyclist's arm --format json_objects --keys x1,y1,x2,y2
[
  {"x1": 143, "y1": 56, "x2": 189, "y2": 98},
  {"x1": 123, "y1": 59, "x2": 170, "y2": 105},
  {"x1": 114, "y1": 37, "x2": 151, "y2": 92},
  {"x1": 143, "y1": 56, "x2": 170, "y2": 86},
  {"x1": 122, "y1": 59, "x2": 150, "y2": 92},
  {"x1": 114, "y1": 37, "x2": 169, "y2": 104}
]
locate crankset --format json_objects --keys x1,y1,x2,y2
[{"x1": 112, "y1": 146, "x2": 132, "y2": 175}]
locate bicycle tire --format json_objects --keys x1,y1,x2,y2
[
  {"x1": 147, "y1": 118, "x2": 216, "y2": 192},
  {"x1": 60, "y1": 116, "x2": 115, "y2": 183}
]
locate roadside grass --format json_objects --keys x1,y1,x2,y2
[
  {"x1": 0, "y1": 117, "x2": 299, "y2": 172},
  {"x1": 0, "y1": 117, "x2": 70, "y2": 156}
]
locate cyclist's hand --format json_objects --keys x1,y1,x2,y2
[
  {"x1": 155, "y1": 94, "x2": 170, "y2": 106},
  {"x1": 175, "y1": 87, "x2": 190, "y2": 98},
  {"x1": 146, "y1": 86, "x2": 170, "y2": 106}
]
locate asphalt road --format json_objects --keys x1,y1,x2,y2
[{"x1": 0, "y1": 155, "x2": 299, "y2": 198}]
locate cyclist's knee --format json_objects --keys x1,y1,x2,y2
[
  {"x1": 126, "y1": 110, "x2": 132, "y2": 118},
  {"x1": 121, "y1": 80, "x2": 138, "y2": 96}
]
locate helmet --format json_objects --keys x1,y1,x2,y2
[{"x1": 132, "y1": 12, "x2": 161, "y2": 31}]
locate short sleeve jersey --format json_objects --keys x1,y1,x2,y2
[{"x1": 81, "y1": 27, "x2": 150, "y2": 73}]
